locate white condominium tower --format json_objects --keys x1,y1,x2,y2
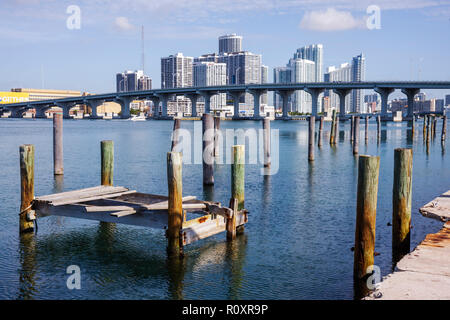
[
  {"x1": 218, "y1": 34, "x2": 243, "y2": 54},
  {"x1": 160, "y1": 52, "x2": 193, "y2": 89},
  {"x1": 193, "y1": 61, "x2": 227, "y2": 110},
  {"x1": 294, "y1": 44, "x2": 323, "y2": 82}
]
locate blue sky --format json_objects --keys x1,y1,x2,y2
[{"x1": 1, "y1": 0, "x2": 450, "y2": 99}]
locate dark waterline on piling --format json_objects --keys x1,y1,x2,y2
[{"x1": 0, "y1": 118, "x2": 448, "y2": 299}]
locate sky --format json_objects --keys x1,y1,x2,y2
[{"x1": 1, "y1": 0, "x2": 450, "y2": 99}]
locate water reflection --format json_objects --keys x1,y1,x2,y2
[
  {"x1": 203, "y1": 185, "x2": 215, "y2": 202},
  {"x1": 53, "y1": 175, "x2": 64, "y2": 193},
  {"x1": 18, "y1": 233, "x2": 37, "y2": 300}
]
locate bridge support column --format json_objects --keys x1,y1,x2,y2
[
  {"x1": 84, "y1": 100, "x2": 104, "y2": 119},
  {"x1": 249, "y1": 89, "x2": 266, "y2": 119},
  {"x1": 149, "y1": 96, "x2": 160, "y2": 118},
  {"x1": 56, "y1": 103, "x2": 75, "y2": 119},
  {"x1": 10, "y1": 108, "x2": 24, "y2": 118},
  {"x1": 401, "y1": 88, "x2": 420, "y2": 119},
  {"x1": 229, "y1": 91, "x2": 245, "y2": 119},
  {"x1": 115, "y1": 97, "x2": 133, "y2": 119},
  {"x1": 198, "y1": 91, "x2": 217, "y2": 115},
  {"x1": 186, "y1": 94, "x2": 198, "y2": 117},
  {"x1": 305, "y1": 88, "x2": 324, "y2": 117},
  {"x1": 374, "y1": 87, "x2": 395, "y2": 120},
  {"x1": 35, "y1": 107, "x2": 48, "y2": 118},
  {"x1": 154, "y1": 94, "x2": 172, "y2": 118},
  {"x1": 276, "y1": 90, "x2": 294, "y2": 120},
  {"x1": 334, "y1": 89, "x2": 352, "y2": 120}
]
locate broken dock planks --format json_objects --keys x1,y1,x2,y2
[
  {"x1": 419, "y1": 190, "x2": 450, "y2": 222},
  {"x1": 31, "y1": 185, "x2": 248, "y2": 247}
]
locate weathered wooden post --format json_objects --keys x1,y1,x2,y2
[
  {"x1": 426, "y1": 115, "x2": 431, "y2": 143},
  {"x1": 329, "y1": 111, "x2": 336, "y2": 145},
  {"x1": 308, "y1": 116, "x2": 315, "y2": 161},
  {"x1": 354, "y1": 155, "x2": 380, "y2": 295},
  {"x1": 171, "y1": 118, "x2": 181, "y2": 151},
  {"x1": 231, "y1": 145, "x2": 245, "y2": 211},
  {"x1": 263, "y1": 118, "x2": 271, "y2": 168},
  {"x1": 376, "y1": 115, "x2": 381, "y2": 142},
  {"x1": 167, "y1": 151, "x2": 183, "y2": 256},
  {"x1": 53, "y1": 112, "x2": 63, "y2": 175},
  {"x1": 318, "y1": 116, "x2": 324, "y2": 147},
  {"x1": 19, "y1": 144, "x2": 35, "y2": 233},
  {"x1": 350, "y1": 116, "x2": 355, "y2": 142},
  {"x1": 392, "y1": 148, "x2": 413, "y2": 262},
  {"x1": 101, "y1": 140, "x2": 114, "y2": 186},
  {"x1": 365, "y1": 117, "x2": 369, "y2": 144},
  {"x1": 442, "y1": 115, "x2": 447, "y2": 141},
  {"x1": 202, "y1": 114, "x2": 214, "y2": 185},
  {"x1": 353, "y1": 117, "x2": 360, "y2": 155},
  {"x1": 411, "y1": 115, "x2": 415, "y2": 137},
  {"x1": 433, "y1": 117, "x2": 437, "y2": 138}
]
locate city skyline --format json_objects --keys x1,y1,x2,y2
[{"x1": 1, "y1": 1, "x2": 450, "y2": 100}]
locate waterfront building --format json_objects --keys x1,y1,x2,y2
[
  {"x1": 293, "y1": 44, "x2": 323, "y2": 82},
  {"x1": 445, "y1": 94, "x2": 450, "y2": 106},
  {"x1": 261, "y1": 65, "x2": 269, "y2": 105},
  {"x1": 193, "y1": 61, "x2": 227, "y2": 111},
  {"x1": 219, "y1": 34, "x2": 242, "y2": 54},
  {"x1": 116, "y1": 70, "x2": 152, "y2": 92},
  {"x1": 351, "y1": 54, "x2": 365, "y2": 113},
  {"x1": 324, "y1": 63, "x2": 352, "y2": 113},
  {"x1": 273, "y1": 67, "x2": 292, "y2": 111}
]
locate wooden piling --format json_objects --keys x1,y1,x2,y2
[
  {"x1": 214, "y1": 116, "x2": 220, "y2": 157},
  {"x1": 329, "y1": 111, "x2": 336, "y2": 145},
  {"x1": 365, "y1": 117, "x2": 369, "y2": 144},
  {"x1": 423, "y1": 115, "x2": 427, "y2": 138},
  {"x1": 263, "y1": 118, "x2": 271, "y2": 167},
  {"x1": 167, "y1": 151, "x2": 183, "y2": 256},
  {"x1": 350, "y1": 116, "x2": 355, "y2": 142},
  {"x1": 231, "y1": 145, "x2": 245, "y2": 210},
  {"x1": 19, "y1": 144, "x2": 35, "y2": 233},
  {"x1": 376, "y1": 115, "x2": 381, "y2": 141},
  {"x1": 392, "y1": 148, "x2": 413, "y2": 261},
  {"x1": 308, "y1": 116, "x2": 315, "y2": 161},
  {"x1": 411, "y1": 116, "x2": 415, "y2": 137},
  {"x1": 354, "y1": 155, "x2": 380, "y2": 290},
  {"x1": 426, "y1": 115, "x2": 431, "y2": 143},
  {"x1": 171, "y1": 118, "x2": 181, "y2": 151},
  {"x1": 433, "y1": 117, "x2": 437, "y2": 138},
  {"x1": 53, "y1": 112, "x2": 63, "y2": 175},
  {"x1": 442, "y1": 115, "x2": 447, "y2": 141},
  {"x1": 101, "y1": 140, "x2": 114, "y2": 186},
  {"x1": 353, "y1": 117, "x2": 360, "y2": 155},
  {"x1": 227, "y1": 198, "x2": 238, "y2": 241},
  {"x1": 202, "y1": 114, "x2": 214, "y2": 185},
  {"x1": 318, "y1": 116, "x2": 324, "y2": 147}
]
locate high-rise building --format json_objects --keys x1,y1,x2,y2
[
  {"x1": 161, "y1": 53, "x2": 193, "y2": 89},
  {"x1": 351, "y1": 53, "x2": 365, "y2": 113},
  {"x1": 294, "y1": 44, "x2": 323, "y2": 82},
  {"x1": 288, "y1": 58, "x2": 316, "y2": 113},
  {"x1": 193, "y1": 61, "x2": 227, "y2": 110},
  {"x1": 445, "y1": 94, "x2": 450, "y2": 106},
  {"x1": 273, "y1": 67, "x2": 292, "y2": 110},
  {"x1": 116, "y1": 70, "x2": 152, "y2": 92},
  {"x1": 219, "y1": 34, "x2": 242, "y2": 54},
  {"x1": 219, "y1": 51, "x2": 261, "y2": 107},
  {"x1": 261, "y1": 65, "x2": 269, "y2": 105},
  {"x1": 324, "y1": 63, "x2": 352, "y2": 113},
  {"x1": 194, "y1": 53, "x2": 219, "y2": 63}
]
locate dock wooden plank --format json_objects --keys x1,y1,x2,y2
[
  {"x1": 366, "y1": 222, "x2": 450, "y2": 300},
  {"x1": 50, "y1": 190, "x2": 137, "y2": 206},
  {"x1": 419, "y1": 190, "x2": 450, "y2": 221},
  {"x1": 36, "y1": 186, "x2": 129, "y2": 202}
]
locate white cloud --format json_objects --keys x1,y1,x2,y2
[
  {"x1": 299, "y1": 8, "x2": 364, "y2": 31},
  {"x1": 114, "y1": 17, "x2": 134, "y2": 31}
]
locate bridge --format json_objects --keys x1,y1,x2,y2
[{"x1": 1, "y1": 81, "x2": 449, "y2": 120}]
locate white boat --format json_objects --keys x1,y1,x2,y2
[{"x1": 130, "y1": 114, "x2": 147, "y2": 121}]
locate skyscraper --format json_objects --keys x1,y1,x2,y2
[
  {"x1": 294, "y1": 44, "x2": 323, "y2": 82},
  {"x1": 273, "y1": 67, "x2": 292, "y2": 110},
  {"x1": 116, "y1": 70, "x2": 152, "y2": 92},
  {"x1": 261, "y1": 65, "x2": 269, "y2": 105},
  {"x1": 219, "y1": 34, "x2": 242, "y2": 54},
  {"x1": 193, "y1": 61, "x2": 227, "y2": 110},
  {"x1": 161, "y1": 53, "x2": 193, "y2": 89},
  {"x1": 288, "y1": 58, "x2": 316, "y2": 113},
  {"x1": 351, "y1": 53, "x2": 365, "y2": 113},
  {"x1": 324, "y1": 63, "x2": 352, "y2": 112}
]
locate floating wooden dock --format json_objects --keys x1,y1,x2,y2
[
  {"x1": 366, "y1": 190, "x2": 450, "y2": 300},
  {"x1": 31, "y1": 185, "x2": 248, "y2": 247}
]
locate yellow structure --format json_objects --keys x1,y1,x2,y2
[
  {"x1": 0, "y1": 92, "x2": 30, "y2": 104},
  {"x1": 11, "y1": 88, "x2": 82, "y2": 101}
]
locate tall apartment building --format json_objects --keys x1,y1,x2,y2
[
  {"x1": 273, "y1": 67, "x2": 292, "y2": 110},
  {"x1": 288, "y1": 58, "x2": 316, "y2": 113},
  {"x1": 219, "y1": 34, "x2": 242, "y2": 54},
  {"x1": 193, "y1": 61, "x2": 227, "y2": 110},
  {"x1": 351, "y1": 54, "x2": 365, "y2": 113},
  {"x1": 293, "y1": 44, "x2": 323, "y2": 82},
  {"x1": 324, "y1": 63, "x2": 352, "y2": 113},
  {"x1": 261, "y1": 65, "x2": 269, "y2": 105},
  {"x1": 116, "y1": 70, "x2": 152, "y2": 92},
  {"x1": 161, "y1": 53, "x2": 193, "y2": 88}
]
